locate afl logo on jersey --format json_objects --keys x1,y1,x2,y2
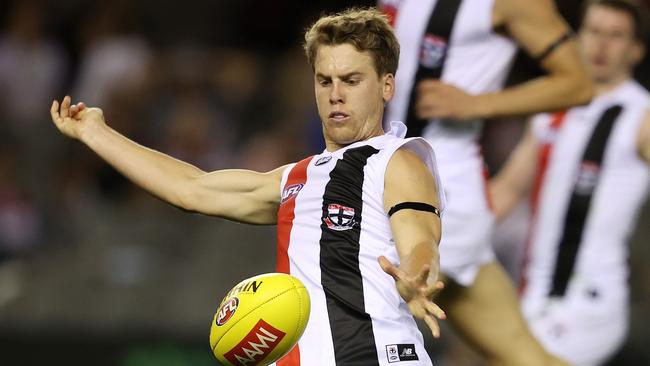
[
  {"x1": 420, "y1": 34, "x2": 447, "y2": 69},
  {"x1": 323, "y1": 203, "x2": 357, "y2": 231},
  {"x1": 281, "y1": 183, "x2": 304, "y2": 204}
]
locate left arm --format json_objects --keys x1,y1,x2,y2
[
  {"x1": 379, "y1": 147, "x2": 445, "y2": 338},
  {"x1": 416, "y1": 0, "x2": 593, "y2": 120},
  {"x1": 637, "y1": 109, "x2": 650, "y2": 164}
]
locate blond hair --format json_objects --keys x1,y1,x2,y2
[{"x1": 304, "y1": 7, "x2": 400, "y2": 76}]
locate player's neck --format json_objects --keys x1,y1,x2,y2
[
  {"x1": 324, "y1": 126, "x2": 385, "y2": 152},
  {"x1": 594, "y1": 72, "x2": 631, "y2": 97}
]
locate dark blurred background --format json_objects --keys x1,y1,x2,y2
[{"x1": 0, "y1": 0, "x2": 648, "y2": 365}]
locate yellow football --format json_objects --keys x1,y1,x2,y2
[{"x1": 209, "y1": 273, "x2": 310, "y2": 366}]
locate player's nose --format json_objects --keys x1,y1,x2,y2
[{"x1": 329, "y1": 81, "x2": 345, "y2": 104}]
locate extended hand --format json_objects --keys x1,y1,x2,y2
[
  {"x1": 51, "y1": 95, "x2": 105, "y2": 140},
  {"x1": 416, "y1": 80, "x2": 483, "y2": 121},
  {"x1": 378, "y1": 255, "x2": 445, "y2": 338}
]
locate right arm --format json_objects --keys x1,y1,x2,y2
[
  {"x1": 379, "y1": 147, "x2": 445, "y2": 338},
  {"x1": 51, "y1": 96, "x2": 283, "y2": 225},
  {"x1": 636, "y1": 109, "x2": 650, "y2": 164},
  {"x1": 489, "y1": 122, "x2": 539, "y2": 221}
]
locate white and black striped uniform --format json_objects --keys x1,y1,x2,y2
[
  {"x1": 272, "y1": 122, "x2": 444, "y2": 366},
  {"x1": 521, "y1": 80, "x2": 650, "y2": 366},
  {"x1": 379, "y1": 0, "x2": 517, "y2": 285}
]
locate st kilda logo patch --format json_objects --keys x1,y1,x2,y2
[
  {"x1": 223, "y1": 319, "x2": 286, "y2": 366},
  {"x1": 323, "y1": 203, "x2": 356, "y2": 231},
  {"x1": 420, "y1": 33, "x2": 447, "y2": 69}
]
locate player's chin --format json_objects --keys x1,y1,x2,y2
[
  {"x1": 328, "y1": 130, "x2": 359, "y2": 146},
  {"x1": 325, "y1": 123, "x2": 353, "y2": 138}
]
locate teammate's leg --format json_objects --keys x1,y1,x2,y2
[{"x1": 438, "y1": 262, "x2": 568, "y2": 366}]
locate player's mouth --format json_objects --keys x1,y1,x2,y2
[
  {"x1": 592, "y1": 55, "x2": 607, "y2": 67},
  {"x1": 329, "y1": 112, "x2": 350, "y2": 122}
]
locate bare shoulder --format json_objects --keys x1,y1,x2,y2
[
  {"x1": 386, "y1": 147, "x2": 430, "y2": 178},
  {"x1": 385, "y1": 146, "x2": 439, "y2": 205}
]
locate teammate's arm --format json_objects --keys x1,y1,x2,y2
[
  {"x1": 50, "y1": 96, "x2": 283, "y2": 225},
  {"x1": 415, "y1": 0, "x2": 593, "y2": 121},
  {"x1": 379, "y1": 147, "x2": 445, "y2": 338},
  {"x1": 489, "y1": 122, "x2": 539, "y2": 221},
  {"x1": 483, "y1": 0, "x2": 593, "y2": 116},
  {"x1": 636, "y1": 109, "x2": 650, "y2": 164}
]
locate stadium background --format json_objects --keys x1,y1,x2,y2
[{"x1": 0, "y1": 0, "x2": 649, "y2": 365}]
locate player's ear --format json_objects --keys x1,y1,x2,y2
[
  {"x1": 629, "y1": 39, "x2": 645, "y2": 67},
  {"x1": 382, "y1": 73, "x2": 395, "y2": 103}
]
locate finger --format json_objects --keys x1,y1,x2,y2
[
  {"x1": 74, "y1": 103, "x2": 89, "y2": 119},
  {"x1": 415, "y1": 104, "x2": 437, "y2": 120},
  {"x1": 50, "y1": 100, "x2": 59, "y2": 117},
  {"x1": 415, "y1": 93, "x2": 441, "y2": 112},
  {"x1": 417, "y1": 79, "x2": 441, "y2": 92},
  {"x1": 378, "y1": 256, "x2": 405, "y2": 281},
  {"x1": 378, "y1": 255, "x2": 397, "y2": 277},
  {"x1": 425, "y1": 301, "x2": 446, "y2": 320},
  {"x1": 424, "y1": 280, "x2": 444, "y2": 295},
  {"x1": 61, "y1": 95, "x2": 71, "y2": 118},
  {"x1": 423, "y1": 314, "x2": 441, "y2": 338},
  {"x1": 418, "y1": 105, "x2": 449, "y2": 119},
  {"x1": 51, "y1": 100, "x2": 61, "y2": 124}
]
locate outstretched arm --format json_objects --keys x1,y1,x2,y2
[
  {"x1": 379, "y1": 147, "x2": 445, "y2": 338},
  {"x1": 489, "y1": 122, "x2": 539, "y2": 221},
  {"x1": 51, "y1": 96, "x2": 283, "y2": 225},
  {"x1": 637, "y1": 109, "x2": 650, "y2": 164},
  {"x1": 415, "y1": 0, "x2": 593, "y2": 121}
]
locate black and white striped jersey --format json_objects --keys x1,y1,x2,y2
[
  {"x1": 274, "y1": 122, "x2": 444, "y2": 366},
  {"x1": 523, "y1": 80, "x2": 650, "y2": 303}
]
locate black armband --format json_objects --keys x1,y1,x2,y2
[
  {"x1": 534, "y1": 31, "x2": 574, "y2": 63},
  {"x1": 388, "y1": 202, "x2": 441, "y2": 218}
]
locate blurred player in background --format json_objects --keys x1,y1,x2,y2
[
  {"x1": 490, "y1": 1, "x2": 650, "y2": 364},
  {"x1": 51, "y1": 8, "x2": 448, "y2": 366},
  {"x1": 378, "y1": 0, "x2": 593, "y2": 364}
]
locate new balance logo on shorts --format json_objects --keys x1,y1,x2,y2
[{"x1": 386, "y1": 344, "x2": 419, "y2": 363}]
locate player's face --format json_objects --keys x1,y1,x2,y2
[
  {"x1": 313, "y1": 43, "x2": 394, "y2": 151},
  {"x1": 579, "y1": 5, "x2": 644, "y2": 85}
]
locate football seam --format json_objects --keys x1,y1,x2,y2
[
  {"x1": 212, "y1": 284, "x2": 299, "y2": 353},
  {"x1": 288, "y1": 276, "x2": 303, "y2": 349}
]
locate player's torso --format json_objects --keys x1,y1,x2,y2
[
  {"x1": 526, "y1": 81, "x2": 650, "y2": 302},
  {"x1": 276, "y1": 125, "x2": 437, "y2": 365},
  {"x1": 382, "y1": 0, "x2": 517, "y2": 165}
]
